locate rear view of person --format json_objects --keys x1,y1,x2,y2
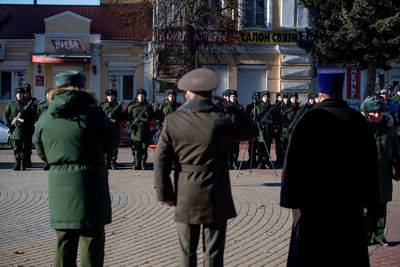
[{"x1": 35, "y1": 71, "x2": 120, "y2": 266}]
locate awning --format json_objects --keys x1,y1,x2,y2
[{"x1": 31, "y1": 53, "x2": 91, "y2": 64}]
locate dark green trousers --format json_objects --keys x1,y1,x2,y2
[
  {"x1": 131, "y1": 140, "x2": 148, "y2": 160},
  {"x1": 176, "y1": 222, "x2": 227, "y2": 267},
  {"x1": 364, "y1": 202, "x2": 387, "y2": 242},
  {"x1": 12, "y1": 139, "x2": 29, "y2": 160},
  {"x1": 54, "y1": 226, "x2": 105, "y2": 267}
]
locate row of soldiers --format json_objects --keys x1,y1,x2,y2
[
  {"x1": 220, "y1": 89, "x2": 319, "y2": 169},
  {"x1": 4, "y1": 82, "x2": 319, "y2": 171}
]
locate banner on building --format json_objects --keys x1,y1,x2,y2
[
  {"x1": 346, "y1": 67, "x2": 361, "y2": 111},
  {"x1": 157, "y1": 30, "x2": 306, "y2": 45}
]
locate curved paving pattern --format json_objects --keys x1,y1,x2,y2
[{"x1": 0, "y1": 148, "x2": 399, "y2": 266}]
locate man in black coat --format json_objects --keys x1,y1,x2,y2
[{"x1": 280, "y1": 70, "x2": 381, "y2": 267}]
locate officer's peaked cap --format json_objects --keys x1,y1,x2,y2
[{"x1": 178, "y1": 68, "x2": 219, "y2": 92}]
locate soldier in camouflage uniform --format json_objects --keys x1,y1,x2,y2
[
  {"x1": 100, "y1": 89, "x2": 123, "y2": 170},
  {"x1": 127, "y1": 89, "x2": 154, "y2": 170},
  {"x1": 36, "y1": 87, "x2": 53, "y2": 170},
  {"x1": 245, "y1": 91, "x2": 261, "y2": 167},
  {"x1": 280, "y1": 92, "x2": 300, "y2": 157},
  {"x1": 252, "y1": 91, "x2": 273, "y2": 169},
  {"x1": 272, "y1": 92, "x2": 284, "y2": 167},
  {"x1": 3, "y1": 88, "x2": 32, "y2": 170},
  {"x1": 22, "y1": 83, "x2": 37, "y2": 167},
  {"x1": 228, "y1": 90, "x2": 242, "y2": 169},
  {"x1": 155, "y1": 89, "x2": 180, "y2": 130}
]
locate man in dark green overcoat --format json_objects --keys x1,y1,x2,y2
[
  {"x1": 35, "y1": 71, "x2": 120, "y2": 267},
  {"x1": 36, "y1": 87, "x2": 53, "y2": 170},
  {"x1": 3, "y1": 87, "x2": 32, "y2": 170}
]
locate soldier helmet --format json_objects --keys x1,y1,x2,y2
[
  {"x1": 106, "y1": 89, "x2": 118, "y2": 97},
  {"x1": 261, "y1": 91, "x2": 270, "y2": 97},
  {"x1": 379, "y1": 88, "x2": 388, "y2": 95},
  {"x1": 16, "y1": 87, "x2": 25, "y2": 94},
  {"x1": 362, "y1": 96, "x2": 385, "y2": 113},
  {"x1": 178, "y1": 68, "x2": 219, "y2": 92},
  {"x1": 166, "y1": 89, "x2": 177, "y2": 96},
  {"x1": 229, "y1": 90, "x2": 238, "y2": 97},
  {"x1": 137, "y1": 89, "x2": 147, "y2": 97},
  {"x1": 23, "y1": 83, "x2": 32, "y2": 93},
  {"x1": 222, "y1": 89, "x2": 231, "y2": 97}
]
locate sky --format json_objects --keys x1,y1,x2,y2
[{"x1": 0, "y1": 0, "x2": 100, "y2": 5}]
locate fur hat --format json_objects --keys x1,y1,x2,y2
[{"x1": 55, "y1": 71, "x2": 86, "y2": 89}]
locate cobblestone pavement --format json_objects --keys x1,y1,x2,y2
[{"x1": 0, "y1": 147, "x2": 399, "y2": 267}]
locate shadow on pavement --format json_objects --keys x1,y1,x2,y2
[{"x1": 262, "y1": 182, "x2": 282, "y2": 187}]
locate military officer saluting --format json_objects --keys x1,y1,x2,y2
[
  {"x1": 100, "y1": 89, "x2": 123, "y2": 169},
  {"x1": 155, "y1": 68, "x2": 258, "y2": 266},
  {"x1": 3, "y1": 88, "x2": 33, "y2": 170},
  {"x1": 127, "y1": 89, "x2": 154, "y2": 170}
]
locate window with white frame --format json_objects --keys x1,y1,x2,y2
[
  {"x1": 108, "y1": 72, "x2": 135, "y2": 102},
  {"x1": 0, "y1": 71, "x2": 26, "y2": 101},
  {"x1": 281, "y1": 0, "x2": 309, "y2": 28},
  {"x1": 241, "y1": 0, "x2": 272, "y2": 29}
]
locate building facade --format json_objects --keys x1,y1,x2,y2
[{"x1": 0, "y1": 4, "x2": 151, "y2": 115}]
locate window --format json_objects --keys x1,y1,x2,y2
[
  {"x1": 241, "y1": 0, "x2": 272, "y2": 29},
  {"x1": 0, "y1": 71, "x2": 26, "y2": 101},
  {"x1": 108, "y1": 72, "x2": 135, "y2": 102},
  {"x1": 1, "y1": 72, "x2": 11, "y2": 100},
  {"x1": 281, "y1": 0, "x2": 309, "y2": 28},
  {"x1": 237, "y1": 65, "x2": 267, "y2": 103}
]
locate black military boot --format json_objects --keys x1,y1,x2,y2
[
  {"x1": 106, "y1": 159, "x2": 111, "y2": 169},
  {"x1": 111, "y1": 161, "x2": 117, "y2": 170},
  {"x1": 13, "y1": 160, "x2": 21, "y2": 171},
  {"x1": 134, "y1": 159, "x2": 142, "y2": 170},
  {"x1": 43, "y1": 162, "x2": 50, "y2": 171},
  {"x1": 257, "y1": 159, "x2": 266, "y2": 169},
  {"x1": 21, "y1": 159, "x2": 27, "y2": 171},
  {"x1": 141, "y1": 160, "x2": 146, "y2": 170}
]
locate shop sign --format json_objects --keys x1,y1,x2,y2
[
  {"x1": 32, "y1": 55, "x2": 91, "y2": 64},
  {"x1": 35, "y1": 75, "x2": 44, "y2": 86},
  {"x1": 157, "y1": 30, "x2": 306, "y2": 45},
  {"x1": 239, "y1": 31, "x2": 307, "y2": 45},
  {"x1": 50, "y1": 39, "x2": 85, "y2": 51},
  {"x1": 346, "y1": 67, "x2": 361, "y2": 111}
]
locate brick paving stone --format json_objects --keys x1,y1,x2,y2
[{"x1": 0, "y1": 147, "x2": 399, "y2": 267}]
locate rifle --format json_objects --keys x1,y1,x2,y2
[
  {"x1": 10, "y1": 99, "x2": 36, "y2": 130},
  {"x1": 284, "y1": 104, "x2": 307, "y2": 138},
  {"x1": 125, "y1": 104, "x2": 148, "y2": 135},
  {"x1": 107, "y1": 101, "x2": 124, "y2": 123},
  {"x1": 259, "y1": 102, "x2": 282, "y2": 125}
]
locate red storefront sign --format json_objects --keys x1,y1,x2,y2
[
  {"x1": 32, "y1": 55, "x2": 91, "y2": 64},
  {"x1": 35, "y1": 75, "x2": 44, "y2": 86},
  {"x1": 50, "y1": 39, "x2": 85, "y2": 51},
  {"x1": 347, "y1": 67, "x2": 361, "y2": 111}
]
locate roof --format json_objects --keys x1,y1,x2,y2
[{"x1": 0, "y1": 4, "x2": 152, "y2": 41}]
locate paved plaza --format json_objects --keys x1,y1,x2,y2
[{"x1": 0, "y1": 147, "x2": 399, "y2": 266}]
